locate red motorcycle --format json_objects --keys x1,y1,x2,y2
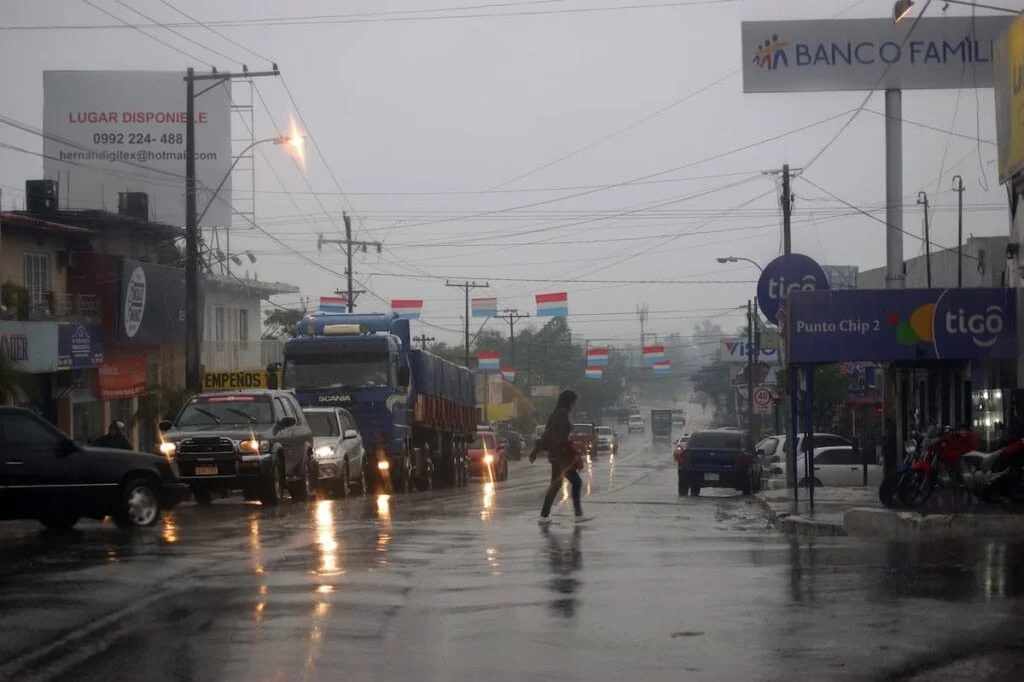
[
  {"x1": 960, "y1": 438, "x2": 1024, "y2": 503},
  {"x1": 899, "y1": 427, "x2": 979, "y2": 508}
]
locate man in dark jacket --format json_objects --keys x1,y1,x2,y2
[
  {"x1": 93, "y1": 420, "x2": 133, "y2": 450},
  {"x1": 532, "y1": 390, "x2": 592, "y2": 525}
]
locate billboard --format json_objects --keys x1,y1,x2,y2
[
  {"x1": 118, "y1": 259, "x2": 187, "y2": 343},
  {"x1": 0, "y1": 321, "x2": 60, "y2": 373},
  {"x1": 994, "y1": 16, "x2": 1024, "y2": 183},
  {"x1": 788, "y1": 288, "x2": 1016, "y2": 363},
  {"x1": 742, "y1": 16, "x2": 1012, "y2": 93},
  {"x1": 43, "y1": 71, "x2": 232, "y2": 226}
]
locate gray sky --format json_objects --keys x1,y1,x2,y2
[{"x1": 0, "y1": 0, "x2": 1011, "y2": 348}]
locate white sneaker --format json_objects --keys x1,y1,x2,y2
[
  {"x1": 538, "y1": 517, "x2": 552, "y2": 526},
  {"x1": 574, "y1": 515, "x2": 594, "y2": 524}
]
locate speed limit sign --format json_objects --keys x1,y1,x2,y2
[{"x1": 752, "y1": 386, "x2": 773, "y2": 415}]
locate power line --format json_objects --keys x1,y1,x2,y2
[
  {"x1": 110, "y1": 0, "x2": 240, "y2": 65},
  {"x1": 156, "y1": 0, "x2": 275, "y2": 65},
  {"x1": 79, "y1": 0, "x2": 212, "y2": 66}
]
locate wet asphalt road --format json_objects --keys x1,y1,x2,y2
[{"x1": 2, "y1": 432, "x2": 1024, "y2": 681}]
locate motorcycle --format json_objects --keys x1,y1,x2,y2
[
  {"x1": 879, "y1": 429, "x2": 925, "y2": 508},
  {"x1": 899, "y1": 426, "x2": 980, "y2": 508},
  {"x1": 959, "y1": 437, "x2": 1024, "y2": 503}
]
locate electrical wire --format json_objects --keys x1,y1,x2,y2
[
  {"x1": 157, "y1": 0, "x2": 275, "y2": 65},
  {"x1": 110, "y1": 0, "x2": 240, "y2": 65},
  {"x1": 79, "y1": 0, "x2": 212, "y2": 67}
]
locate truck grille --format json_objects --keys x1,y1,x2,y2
[{"x1": 178, "y1": 437, "x2": 235, "y2": 456}]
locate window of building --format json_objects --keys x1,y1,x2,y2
[
  {"x1": 23, "y1": 252, "x2": 51, "y2": 309},
  {"x1": 238, "y1": 309, "x2": 249, "y2": 342},
  {"x1": 215, "y1": 307, "x2": 226, "y2": 342}
]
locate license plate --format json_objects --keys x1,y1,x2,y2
[
  {"x1": 195, "y1": 465, "x2": 218, "y2": 475},
  {"x1": 704, "y1": 473, "x2": 720, "y2": 481}
]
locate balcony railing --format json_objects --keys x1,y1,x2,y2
[
  {"x1": 19, "y1": 292, "x2": 103, "y2": 322},
  {"x1": 202, "y1": 339, "x2": 285, "y2": 372}
]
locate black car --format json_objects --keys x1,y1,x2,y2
[
  {"x1": 675, "y1": 428, "x2": 763, "y2": 497},
  {"x1": 0, "y1": 407, "x2": 189, "y2": 531},
  {"x1": 159, "y1": 390, "x2": 316, "y2": 506}
]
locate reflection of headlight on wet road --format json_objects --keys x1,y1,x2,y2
[{"x1": 483, "y1": 454, "x2": 494, "y2": 465}]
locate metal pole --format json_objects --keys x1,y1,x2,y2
[
  {"x1": 747, "y1": 300, "x2": 755, "y2": 449},
  {"x1": 918, "y1": 192, "x2": 932, "y2": 287},
  {"x1": 883, "y1": 88, "x2": 905, "y2": 475},
  {"x1": 344, "y1": 212, "x2": 355, "y2": 312},
  {"x1": 781, "y1": 163, "x2": 798, "y2": 491},
  {"x1": 184, "y1": 67, "x2": 200, "y2": 393},
  {"x1": 954, "y1": 175, "x2": 965, "y2": 287},
  {"x1": 753, "y1": 300, "x2": 761, "y2": 440},
  {"x1": 804, "y1": 367, "x2": 814, "y2": 509},
  {"x1": 782, "y1": 163, "x2": 791, "y2": 255}
]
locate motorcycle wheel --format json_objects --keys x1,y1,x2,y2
[
  {"x1": 878, "y1": 472, "x2": 905, "y2": 508},
  {"x1": 899, "y1": 471, "x2": 934, "y2": 508}
]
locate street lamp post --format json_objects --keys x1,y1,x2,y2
[
  {"x1": 893, "y1": 0, "x2": 1021, "y2": 22},
  {"x1": 715, "y1": 255, "x2": 764, "y2": 273}
]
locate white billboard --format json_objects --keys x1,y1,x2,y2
[
  {"x1": 742, "y1": 16, "x2": 1012, "y2": 93},
  {"x1": 43, "y1": 71, "x2": 232, "y2": 227}
]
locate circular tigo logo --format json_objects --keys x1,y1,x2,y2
[{"x1": 123, "y1": 265, "x2": 147, "y2": 339}]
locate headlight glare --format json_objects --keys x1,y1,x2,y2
[
  {"x1": 315, "y1": 445, "x2": 335, "y2": 458},
  {"x1": 159, "y1": 441, "x2": 176, "y2": 456}
]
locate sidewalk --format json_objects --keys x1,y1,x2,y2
[{"x1": 757, "y1": 485, "x2": 1024, "y2": 540}]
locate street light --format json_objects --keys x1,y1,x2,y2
[
  {"x1": 893, "y1": 0, "x2": 1021, "y2": 23},
  {"x1": 715, "y1": 255, "x2": 764, "y2": 273}
]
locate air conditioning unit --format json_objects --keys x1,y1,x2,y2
[
  {"x1": 118, "y1": 192, "x2": 149, "y2": 222},
  {"x1": 25, "y1": 179, "x2": 58, "y2": 213}
]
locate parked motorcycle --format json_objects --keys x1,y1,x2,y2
[
  {"x1": 899, "y1": 426, "x2": 979, "y2": 508},
  {"x1": 879, "y1": 429, "x2": 925, "y2": 508}
]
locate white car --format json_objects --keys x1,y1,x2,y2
[
  {"x1": 796, "y1": 445, "x2": 881, "y2": 488},
  {"x1": 303, "y1": 407, "x2": 368, "y2": 497},
  {"x1": 595, "y1": 425, "x2": 617, "y2": 455},
  {"x1": 627, "y1": 415, "x2": 645, "y2": 434},
  {"x1": 757, "y1": 433, "x2": 851, "y2": 479}
]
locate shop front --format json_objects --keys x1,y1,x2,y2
[{"x1": 97, "y1": 355, "x2": 148, "y2": 449}]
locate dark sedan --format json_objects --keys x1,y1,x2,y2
[
  {"x1": 675, "y1": 428, "x2": 763, "y2": 497},
  {"x1": 0, "y1": 407, "x2": 189, "y2": 531}
]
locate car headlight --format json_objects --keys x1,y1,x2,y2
[
  {"x1": 239, "y1": 439, "x2": 270, "y2": 454},
  {"x1": 483, "y1": 453, "x2": 494, "y2": 465},
  {"x1": 159, "y1": 441, "x2": 176, "y2": 456},
  {"x1": 315, "y1": 445, "x2": 335, "y2": 458}
]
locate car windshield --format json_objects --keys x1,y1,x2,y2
[
  {"x1": 305, "y1": 412, "x2": 340, "y2": 437},
  {"x1": 284, "y1": 352, "x2": 390, "y2": 391},
  {"x1": 176, "y1": 396, "x2": 274, "y2": 426},
  {"x1": 596, "y1": 427, "x2": 613, "y2": 436},
  {"x1": 688, "y1": 431, "x2": 746, "y2": 450},
  {"x1": 471, "y1": 434, "x2": 496, "y2": 450},
  {"x1": 758, "y1": 437, "x2": 780, "y2": 456},
  {"x1": 573, "y1": 424, "x2": 594, "y2": 434},
  {"x1": 629, "y1": 416, "x2": 642, "y2": 422}
]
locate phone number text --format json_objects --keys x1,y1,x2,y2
[{"x1": 92, "y1": 132, "x2": 184, "y2": 146}]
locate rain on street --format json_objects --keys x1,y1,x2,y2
[{"x1": 2, "y1": 428, "x2": 1024, "y2": 682}]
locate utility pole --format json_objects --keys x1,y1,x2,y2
[
  {"x1": 782, "y1": 163, "x2": 792, "y2": 254},
  {"x1": 495, "y1": 308, "x2": 530, "y2": 366},
  {"x1": 445, "y1": 280, "x2": 489, "y2": 366},
  {"x1": 637, "y1": 304, "x2": 649, "y2": 367},
  {"x1": 953, "y1": 175, "x2": 965, "y2": 288},
  {"x1": 917, "y1": 192, "x2": 932, "y2": 287},
  {"x1": 413, "y1": 335, "x2": 435, "y2": 350},
  {"x1": 316, "y1": 212, "x2": 381, "y2": 312},
  {"x1": 186, "y1": 65, "x2": 279, "y2": 393},
  {"x1": 747, "y1": 300, "x2": 756, "y2": 450}
]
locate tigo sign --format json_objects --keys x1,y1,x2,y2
[
  {"x1": 742, "y1": 16, "x2": 1012, "y2": 94},
  {"x1": 756, "y1": 253, "x2": 830, "y2": 326}
]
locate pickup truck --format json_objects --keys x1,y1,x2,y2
[{"x1": 570, "y1": 423, "x2": 597, "y2": 459}]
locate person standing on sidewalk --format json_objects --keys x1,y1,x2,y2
[{"x1": 530, "y1": 390, "x2": 592, "y2": 525}]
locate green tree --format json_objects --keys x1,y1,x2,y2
[
  {"x1": 263, "y1": 308, "x2": 306, "y2": 339},
  {"x1": 775, "y1": 364, "x2": 850, "y2": 431}
]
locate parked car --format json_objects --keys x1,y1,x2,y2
[
  {"x1": 627, "y1": 415, "x2": 645, "y2": 434},
  {"x1": 468, "y1": 431, "x2": 508, "y2": 481},
  {"x1": 571, "y1": 423, "x2": 597, "y2": 459},
  {"x1": 757, "y1": 433, "x2": 851, "y2": 479},
  {"x1": 0, "y1": 407, "x2": 189, "y2": 531},
  {"x1": 303, "y1": 406, "x2": 368, "y2": 497},
  {"x1": 595, "y1": 425, "x2": 617, "y2": 455},
  {"x1": 675, "y1": 428, "x2": 763, "y2": 497},
  {"x1": 159, "y1": 390, "x2": 316, "y2": 506},
  {"x1": 796, "y1": 446, "x2": 882, "y2": 487}
]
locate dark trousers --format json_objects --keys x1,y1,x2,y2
[{"x1": 541, "y1": 460, "x2": 582, "y2": 517}]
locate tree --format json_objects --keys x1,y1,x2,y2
[
  {"x1": 775, "y1": 364, "x2": 850, "y2": 431},
  {"x1": 157, "y1": 240, "x2": 186, "y2": 268},
  {"x1": 263, "y1": 308, "x2": 305, "y2": 339}
]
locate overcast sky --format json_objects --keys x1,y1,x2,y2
[{"x1": 0, "y1": 0, "x2": 1013, "y2": 349}]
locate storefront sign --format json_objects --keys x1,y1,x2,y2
[
  {"x1": 994, "y1": 15, "x2": 1024, "y2": 183},
  {"x1": 202, "y1": 369, "x2": 281, "y2": 391},
  {"x1": 118, "y1": 260, "x2": 186, "y2": 343},
  {"x1": 0, "y1": 320, "x2": 60, "y2": 373},
  {"x1": 719, "y1": 339, "x2": 781, "y2": 364},
  {"x1": 788, "y1": 288, "x2": 1017, "y2": 363},
  {"x1": 57, "y1": 323, "x2": 103, "y2": 370},
  {"x1": 756, "y1": 253, "x2": 830, "y2": 325},
  {"x1": 97, "y1": 356, "x2": 148, "y2": 400}
]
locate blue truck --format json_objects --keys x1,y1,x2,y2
[{"x1": 279, "y1": 313, "x2": 476, "y2": 493}]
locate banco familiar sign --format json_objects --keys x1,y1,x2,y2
[{"x1": 743, "y1": 16, "x2": 1013, "y2": 94}]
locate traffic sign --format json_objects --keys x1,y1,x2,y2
[{"x1": 752, "y1": 386, "x2": 773, "y2": 415}]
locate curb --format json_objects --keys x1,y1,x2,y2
[
  {"x1": 844, "y1": 507, "x2": 1024, "y2": 540},
  {"x1": 754, "y1": 493, "x2": 846, "y2": 537}
]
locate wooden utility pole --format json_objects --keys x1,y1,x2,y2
[
  {"x1": 316, "y1": 213, "x2": 381, "y2": 311},
  {"x1": 445, "y1": 280, "x2": 489, "y2": 366},
  {"x1": 414, "y1": 335, "x2": 435, "y2": 350},
  {"x1": 495, "y1": 308, "x2": 530, "y2": 366}
]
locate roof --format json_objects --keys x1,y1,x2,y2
[
  {"x1": 4, "y1": 209, "x2": 182, "y2": 240},
  {"x1": 203, "y1": 273, "x2": 300, "y2": 298},
  {"x1": 0, "y1": 212, "x2": 97, "y2": 236}
]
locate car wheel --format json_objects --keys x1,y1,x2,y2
[
  {"x1": 40, "y1": 512, "x2": 80, "y2": 533},
  {"x1": 192, "y1": 486, "x2": 214, "y2": 506},
  {"x1": 114, "y1": 478, "x2": 162, "y2": 529},
  {"x1": 290, "y1": 454, "x2": 315, "y2": 503},
  {"x1": 425, "y1": 459, "x2": 434, "y2": 491},
  {"x1": 260, "y1": 459, "x2": 283, "y2": 506},
  {"x1": 402, "y1": 458, "x2": 413, "y2": 494},
  {"x1": 798, "y1": 477, "x2": 823, "y2": 488},
  {"x1": 690, "y1": 485, "x2": 701, "y2": 497},
  {"x1": 340, "y1": 458, "x2": 351, "y2": 497},
  {"x1": 360, "y1": 456, "x2": 371, "y2": 495}
]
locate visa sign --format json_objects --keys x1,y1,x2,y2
[
  {"x1": 719, "y1": 340, "x2": 780, "y2": 364},
  {"x1": 757, "y1": 253, "x2": 830, "y2": 326}
]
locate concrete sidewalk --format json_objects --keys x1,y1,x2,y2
[{"x1": 757, "y1": 485, "x2": 1024, "y2": 540}]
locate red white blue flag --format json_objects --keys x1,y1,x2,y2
[
  {"x1": 586, "y1": 347, "x2": 609, "y2": 367},
  {"x1": 478, "y1": 351, "x2": 500, "y2": 371},
  {"x1": 652, "y1": 360, "x2": 670, "y2": 376},
  {"x1": 500, "y1": 367, "x2": 516, "y2": 382},
  {"x1": 391, "y1": 299, "x2": 423, "y2": 320},
  {"x1": 585, "y1": 367, "x2": 603, "y2": 380},
  {"x1": 472, "y1": 297, "x2": 498, "y2": 318},
  {"x1": 643, "y1": 345, "x2": 666, "y2": 366},
  {"x1": 536, "y1": 292, "x2": 568, "y2": 317},
  {"x1": 319, "y1": 295, "x2": 348, "y2": 314}
]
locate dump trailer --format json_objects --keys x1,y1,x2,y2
[{"x1": 280, "y1": 313, "x2": 476, "y2": 492}]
